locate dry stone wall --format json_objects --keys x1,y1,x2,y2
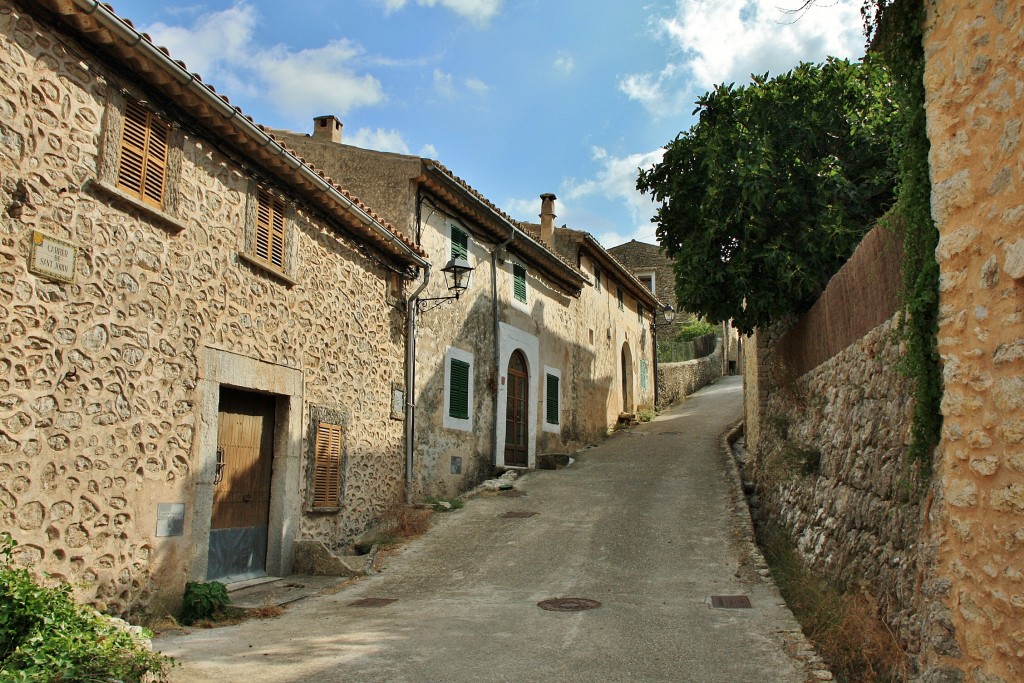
[
  {"x1": 0, "y1": 4, "x2": 406, "y2": 615},
  {"x1": 656, "y1": 337, "x2": 722, "y2": 408}
]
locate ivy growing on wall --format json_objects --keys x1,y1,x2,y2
[{"x1": 867, "y1": 0, "x2": 942, "y2": 478}]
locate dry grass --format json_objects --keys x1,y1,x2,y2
[{"x1": 758, "y1": 522, "x2": 910, "y2": 682}]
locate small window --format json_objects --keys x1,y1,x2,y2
[
  {"x1": 513, "y1": 263, "x2": 527, "y2": 304},
  {"x1": 117, "y1": 98, "x2": 170, "y2": 208},
  {"x1": 545, "y1": 373, "x2": 559, "y2": 425},
  {"x1": 638, "y1": 305, "x2": 644, "y2": 324},
  {"x1": 255, "y1": 188, "x2": 287, "y2": 271},
  {"x1": 451, "y1": 225, "x2": 469, "y2": 260},
  {"x1": 449, "y1": 358, "x2": 470, "y2": 420},
  {"x1": 312, "y1": 422, "x2": 343, "y2": 509},
  {"x1": 617, "y1": 285, "x2": 624, "y2": 311},
  {"x1": 594, "y1": 267, "x2": 602, "y2": 292},
  {"x1": 640, "y1": 359, "x2": 649, "y2": 391},
  {"x1": 638, "y1": 273, "x2": 655, "y2": 293}
]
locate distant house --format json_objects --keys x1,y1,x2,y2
[
  {"x1": 274, "y1": 122, "x2": 659, "y2": 496},
  {"x1": 2, "y1": 1, "x2": 428, "y2": 615}
]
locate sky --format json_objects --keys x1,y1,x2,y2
[{"x1": 106, "y1": 0, "x2": 865, "y2": 248}]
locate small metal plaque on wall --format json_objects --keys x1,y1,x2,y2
[
  {"x1": 29, "y1": 230, "x2": 77, "y2": 283},
  {"x1": 156, "y1": 503, "x2": 185, "y2": 537}
]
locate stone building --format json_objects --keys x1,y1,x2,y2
[
  {"x1": 0, "y1": 0, "x2": 430, "y2": 615},
  {"x1": 272, "y1": 124, "x2": 657, "y2": 495}
]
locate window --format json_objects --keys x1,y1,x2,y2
[
  {"x1": 638, "y1": 305, "x2": 644, "y2": 324},
  {"x1": 311, "y1": 422, "x2": 343, "y2": 509},
  {"x1": 513, "y1": 263, "x2": 527, "y2": 304},
  {"x1": 594, "y1": 266, "x2": 602, "y2": 292},
  {"x1": 640, "y1": 359, "x2": 649, "y2": 391},
  {"x1": 543, "y1": 366, "x2": 561, "y2": 432},
  {"x1": 117, "y1": 98, "x2": 170, "y2": 209},
  {"x1": 255, "y1": 188, "x2": 287, "y2": 271},
  {"x1": 638, "y1": 272, "x2": 655, "y2": 293},
  {"x1": 450, "y1": 224, "x2": 469, "y2": 260},
  {"x1": 444, "y1": 348, "x2": 474, "y2": 430},
  {"x1": 617, "y1": 285, "x2": 624, "y2": 311}
]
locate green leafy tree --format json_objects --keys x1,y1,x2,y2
[{"x1": 638, "y1": 57, "x2": 898, "y2": 334}]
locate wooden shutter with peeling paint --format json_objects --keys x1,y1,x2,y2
[
  {"x1": 117, "y1": 98, "x2": 169, "y2": 209},
  {"x1": 256, "y1": 188, "x2": 287, "y2": 271},
  {"x1": 312, "y1": 422, "x2": 343, "y2": 509}
]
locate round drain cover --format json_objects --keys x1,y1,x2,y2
[{"x1": 537, "y1": 597, "x2": 602, "y2": 612}]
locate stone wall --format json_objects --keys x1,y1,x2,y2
[
  {"x1": 921, "y1": 1, "x2": 1024, "y2": 680},
  {"x1": 749, "y1": 315, "x2": 924, "y2": 657},
  {"x1": 0, "y1": 3, "x2": 407, "y2": 615},
  {"x1": 656, "y1": 337, "x2": 722, "y2": 408}
]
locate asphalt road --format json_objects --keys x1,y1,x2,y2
[{"x1": 156, "y1": 376, "x2": 813, "y2": 682}]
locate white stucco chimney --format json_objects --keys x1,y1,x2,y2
[
  {"x1": 312, "y1": 115, "x2": 343, "y2": 144},
  {"x1": 540, "y1": 193, "x2": 556, "y2": 248}
]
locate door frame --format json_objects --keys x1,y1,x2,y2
[
  {"x1": 495, "y1": 323, "x2": 538, "y2": 468},
  {"x1": 190, "y1": 348, "x2": 303, "y2": 582}
]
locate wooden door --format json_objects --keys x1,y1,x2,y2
[
  {"x1": 504, "y1": 351, "x2": 528, "y2": 467},
  {"x1": 207, "y1": 388, "x2": 276, "y2": 581},
  {"x1": 621, "y1": 344, "x2": 632, "y2": 413}
]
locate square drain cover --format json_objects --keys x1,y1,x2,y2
[
  {"x1": 711, "y1": 595, "x2": 752, "y2": 609},
  {"x1": 348, "y1": 598, "x2": 398, "y2": 607}
]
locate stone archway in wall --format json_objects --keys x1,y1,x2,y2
[{"x1": 621, "y1": 341, "x2": 633, "y2": 413}]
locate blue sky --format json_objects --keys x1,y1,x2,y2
[{"x1": 107, "y1": 0, "x2": 864, "y2": 247}]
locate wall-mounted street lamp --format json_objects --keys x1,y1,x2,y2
[
  {"x1": 653, "y1": 303, "x2": 676, "y2": 408},
  {"x1": 416, "y1": 257, "x2": 474, "y2": 314}
]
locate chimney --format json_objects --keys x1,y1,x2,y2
[
  {"x1": 312, "y1": 115, "x2": 343, "y2": 144},
  {"x1": 539, "y1": 193, "x2": 556, "y2": 248}
]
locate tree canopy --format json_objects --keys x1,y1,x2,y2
[{"x1": 637, "y1": 57, "x2": 898, "y2": 334}]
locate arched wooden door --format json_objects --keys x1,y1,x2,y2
[
  {"x1": 504, "y1": 350, "x2": 529, "y2": 466},
  {"x1": 621, "y1": 342, "x2": 633, "y2": 413}
]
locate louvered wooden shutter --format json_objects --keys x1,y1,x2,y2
[
  {"x1": 312, "y1": 422, "x2": 343, "y2": 509},
  {"x1": 545, "y1": 373, "x2": 559, "y2": 425},
  {"x1": 451, "y1": 227, "x2": 469, "y2": 260},
  {"x1": 449, "y1": 358, "x2": 470, "y2": 420},
  {"x1": 117, "y1": 99, "x2": 169, "y2": 208},
  {"x1": 513, "y1": 264, "x2": 527, "y2": 303},
  {"x1": 640, "y1": 359, "x2": 648, "y2": 391},
  {"x1": 256, "y1": 189, "x2": 287, "y2": 270}
]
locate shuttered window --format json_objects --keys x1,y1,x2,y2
[
  {"x1": 255, "y1": 188, "x2": 287, "y2": 271},
  {"x1": 545, "y1": 373, "x2": 559, "y2": 425},
  {"x1": 451, "y1": 226, "x2": 469, "y2": 260},
  {"x1": 638, "y1": 305, "x2": 644, "y2": 324},
  {"x1": 513, "y1": 264, "x2": 527, "y2": 303},
  {"x1": 312, "y1": 422, "x2": 343, "y2": 509},
  {"x1": 117, "y1": 98, "x2": 170, "y2": 209},
  {"x1": 594, "y1": 267, "x2": 602, "y2": 292},
  {"x1": 617, "y1": 286, "x2": 624, "y2": 311},
  {"x1": 640, "y1": 359, "x2": 649, "y2": 391},
  {"x1": 449, "y1": 358, "x2": 470, "y2": 420}
]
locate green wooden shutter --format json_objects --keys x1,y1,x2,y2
[
  {"x1": 449, "y1": 358, "x2": 470, "y2": 420},
  {"x1": 545, "y1": 373, "x2": 559, "y2": 425},
  {"x1": 640, "y1": 360, "x2": 648, "y2": 391},
  {"x1": 595, "y1": 268, "x2": 602, "y2": 292},
  {"x1": 638, "y1": 305, "x2": 644, "y2": 324},
  {"x1": 513, "y1": 264, "x2": 527, "y2": 303},
  {"x1": 617, "y1": 286, "x2": 624, "y2": 311},
  {"x1": 451, "y1": 226, "x2": 469, "y2": 260}
]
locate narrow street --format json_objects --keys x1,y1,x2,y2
[{"x1": 156, "y1": 376, "x2": 811, "y2": 682}]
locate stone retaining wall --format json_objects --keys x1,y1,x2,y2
[{"x1": 656, "y1": 338, "x2": 722, "y2": 408}]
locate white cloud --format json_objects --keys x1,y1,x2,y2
[
  {"x1": 379, "y1": 0, "x2": 501, "y2": 24},
  {"x1": 433, "y1": 70, "x2": 489, "y2": 100},
  {"x1": 419, "y1": 143, "x2": 439, "y2": 158},
  {"x1": 621, "y1": 0, "x2": 864, "y2": 118},
  {"x1": 141, "y1": 3, "x2": 385, "y2": 120},
  {"x1": 465, "y1": 77, "x2": 490, "y2": 95},
  {"x1": 566, "y1": 146, "x2": 664, "y2": 227},
  {"x1": 346, "y1": 128, "x2": 411, "y2": 154},
  {"x1": 554, "y1": 51, "x2": 575, "y2": 76}
]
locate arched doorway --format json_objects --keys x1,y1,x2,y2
[
  {"x1": 621, "y1": 342, "x2": 633, "y2": 413},
  {"x1": 504, "y1": 350, "x2": 529, "y2": 466}
]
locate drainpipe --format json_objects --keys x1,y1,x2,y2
[
  {"x1": 490, "y1": 232, "x2": 516, "y2": 466},
  {"x1": 404, "y1": 266, "x2": 430, "y2": 504},
  {"x1": 653, "y1": 316, "x2": 660, "y2": 409}
]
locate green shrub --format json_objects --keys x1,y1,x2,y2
[
  {"x1": 673, "y1": 319, "x2": 718, "y2": 342},
  {"x1": 636, "y1": 406, "x2": 656, "y2": 422},
  {"x1": 180, "y1": 581, "x2": 231, "y2": 625},
  {"x1": 0, "y1": 533, "x2": 171, "y2": 682}
]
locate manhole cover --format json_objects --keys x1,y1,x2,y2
[
  {"x1": 710, "y1": 595, "x2": 752, "y2": 609},
  {"x1": 537, "y1": 597, "x2": 602, "y2": 612},
  {"x1": 348, "y1": 598, "x2": 398, "y2": 607},
  {"x1": 498, "y1": 489, "x2": 527, "y2": 498},
  {"x1": 500, "y1": 510, "x2": 537, "y2": 518}
]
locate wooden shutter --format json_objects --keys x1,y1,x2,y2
[
  {"x1": 256, "y1": 189, "x2": 287, "y2": 270},
  {"x1": 595, "y1": 268, "x2": 602, "y2": 292},
  {"x1": 451, "y1": 226, "x2": 469, "y2": 260},
  {"x1": 545, "y1": 373, "x2": 559, "y2": 425},
  {"x1": 117, "y1": 99, "x2": 169, "y2": 208},
  {"x1": 513, "y1": 264, "x2": 527, "y2": 303},
  {"x1": 449, "y1": 358, "x2": 470, "y2": 420},
  {"x1": 312, "y1": 422, "x2": 343, "y2": 509},
  {"x1": 640, "y1": 360, "x2": 648, "y2": 391},
  {"x1": 617, "y1": 286, "x2": 624, "y2": 311}
]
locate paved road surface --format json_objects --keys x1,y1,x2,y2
[{"x1": 156, "y1": 376, "x2": 812, "y2": 682}]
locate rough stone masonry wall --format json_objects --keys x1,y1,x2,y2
[
  {"x1": 751, "y1": 315, "x2": 923, "y2": 659},
  {"x1": 656, "y1": 337, "x2": 722, "y2": 408},
  {"x1": 922, "y1": 0, "x2": 1024, "y2": 680},
  {"x1": 0, "y1": 4, "x2": 406, "y2": 615}
]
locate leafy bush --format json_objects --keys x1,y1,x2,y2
[
  {"x1": 0, "y1": 533, "x2": 171, "y2": 682},
  {"x1": 180, "y1": 581, "x2": 231, "y2": 625},
  {"x1": 636, "y1": 407, "x2": 656, "y2": 423},
  {"x1": 672, "y1": 319, "x2": 718, "y2": 343}
]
